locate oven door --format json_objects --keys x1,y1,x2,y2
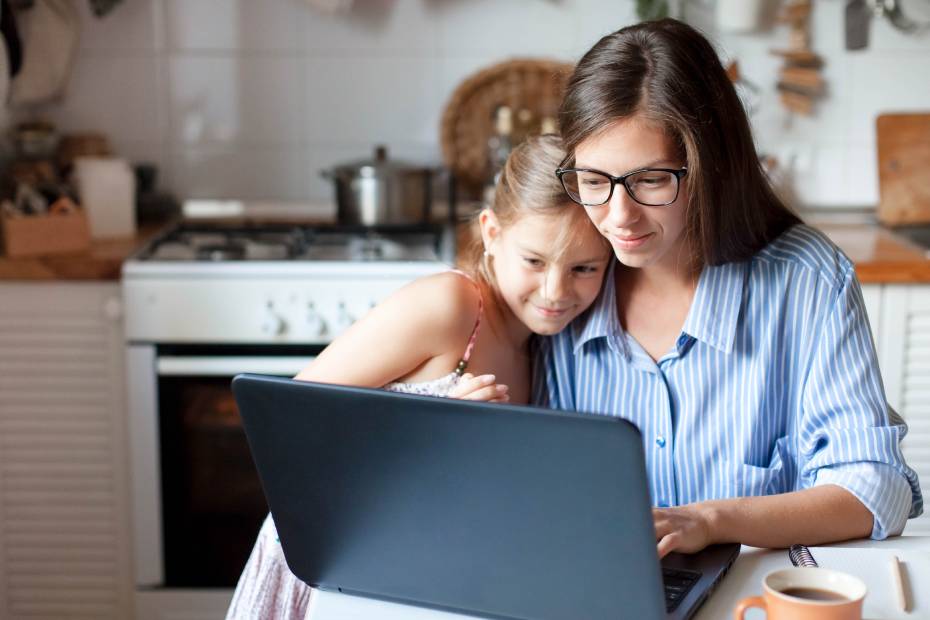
[{"x1": 127, "y1": 344, "x2": 320, "y2": 588}]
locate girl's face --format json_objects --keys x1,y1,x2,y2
[
  {"x1": 481, "y1": 210, "x2": 610, "y2": 337},
  {"x1": 573, "y1": 116, "x2": 690, "y2": 273}
]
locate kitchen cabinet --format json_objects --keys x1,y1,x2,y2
[
  {"x1": 0, "y1": 282, "x2": 133, "y2": 619},
  {"x1": 864, "y1": 283, "x2": 930, "y2": 535}
]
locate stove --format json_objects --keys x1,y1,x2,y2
[
  {"x1": 123, "y1": 221, "x2": 453, "y2": 344},
  {"x1": 121, "y1": 218, "x2": 453, "y2": 613}
]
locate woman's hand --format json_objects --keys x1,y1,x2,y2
[
  {"x1": 449, "y1": 373, "x2": 510, "y2": 402},
  {"x1": 653, "y1": 503, "x2": 717, "y2": 558}
]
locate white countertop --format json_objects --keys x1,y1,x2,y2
[{"x1": 306, "y1": 536, "x2": 930, "y2": 620}]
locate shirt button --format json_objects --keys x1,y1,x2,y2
[
  {"x1": 677, "y1": 335, "x2": 687, "y2": 347},
  {"x1": 655, "y1": 436, "x2": 666, "y2": 448},
  {"x1": 657, "y1": 501, "x2": 669, "y2": 508}
]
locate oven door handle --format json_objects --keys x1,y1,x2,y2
[{"x1": 157, "y1": 355, "x2": 313, "y2": 377}]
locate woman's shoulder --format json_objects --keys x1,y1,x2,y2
[{"x1": 753, "y1": 223, "x2": 855, "y2": 287}]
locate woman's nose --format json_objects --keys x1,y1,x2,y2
[{"x1": 606, "y1": 184, "x2": 642, "y2": 228}]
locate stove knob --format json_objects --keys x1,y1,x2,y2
[
  {"x1": 261, "y1": 303, "x2": 287, "y2": 336},
  {"x1": 306, "y1": 303, "x2": 328, "y2": 337},
  {"x1": 336, "y1": 302, "x2": 356, "y2": 331}
]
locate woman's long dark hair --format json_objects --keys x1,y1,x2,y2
[{"x1": 559, "y1": 18, "x2": 800, "y2": 267}]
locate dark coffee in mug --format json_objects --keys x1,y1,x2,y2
[{"x1": 779, "y1": 587, "x2": 850, "y2": 602}]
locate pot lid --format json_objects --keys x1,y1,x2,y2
[{"x1": 330, "y1": 145, "x2": 433, "y2": 178}]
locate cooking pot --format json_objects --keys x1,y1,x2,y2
[{"x1": 322, "y1": 145, "x2": 435, "y2": 227}]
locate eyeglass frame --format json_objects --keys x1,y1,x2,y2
[{"x1": 555, "y1": 158, "x2": 689, "y2": 207}]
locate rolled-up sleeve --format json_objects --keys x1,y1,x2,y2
[{"x1": 799, "y1": 268, "x2": 923, "y2": 539}]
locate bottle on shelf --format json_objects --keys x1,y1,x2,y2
[{"x1": 484, "y1": 105, "x2": 513, "y2": 206}]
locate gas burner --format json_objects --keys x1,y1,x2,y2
[
  {"x1": 197, "y1": 242, "x2": 247, "y2": 261},
  {"x1": 142, "y1": 225, "x2": 308, "y2": 262},
  {"x1": 138, "y1": 222, "x2": 448, "y2": 264}
]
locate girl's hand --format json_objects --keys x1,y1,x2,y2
[
  {"x1": 653, "y1": 504, "x2": 716, "y2": 558},
  {"x1": 449, "y1": 373, "x2": 510, "y2": 403}
]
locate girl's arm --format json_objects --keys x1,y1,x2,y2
[
  {"x1": 294, "y1": 272, "x2": 481, "y2": 387},
  {"x1": 653, "y1": 485, "x2": 873, "y2": 557}
]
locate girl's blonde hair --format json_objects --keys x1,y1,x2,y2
[{"x1": 462, "y1": 134, "x2": 608, "y2": 288}]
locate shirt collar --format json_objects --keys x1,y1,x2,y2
[
  {"x1": 571, "y1": 261, "x2": 622, "y2": 355},
  {"x1": 570, "y1": 259, "x2": 747, "y2": 356},
  {"x1": 681, "y1": 260, "x2": 748, "y2": 354}
]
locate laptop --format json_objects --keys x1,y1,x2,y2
[{"x1": 232, "y1": 374, "x2": 739, "y2": 620}]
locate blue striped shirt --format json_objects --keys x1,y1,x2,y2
[{"x1": 532, "y1": 225, "x2": 922, "y2": 539}]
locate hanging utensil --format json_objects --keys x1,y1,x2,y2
[
  {"x1": 845, "y1": 0, "x2": 872, "y2": 49},
  {"x1": 846, "y1": 0, "x2": 930, "y2": 50}
]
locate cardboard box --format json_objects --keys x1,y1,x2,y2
[{"x1": 1, "y1": 209, "x2": 92, "y2": 258}]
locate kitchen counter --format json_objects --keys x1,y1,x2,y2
[
  {"x1": 0, "y1": 223, "x2": 168, "y2": 281},
  {"x1": 0, "y1": 219, "x2": 928, "y2": 283},
  {"x1": 813, "y1": 222, "x2": 930, "y2": 284}
]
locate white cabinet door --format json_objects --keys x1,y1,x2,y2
[
  {"x1": 880, "y1": 285, "x2": 930, "y2": 535},
  {"x1": 0, "y1": 283, "x2": 133, "y2": 619}
]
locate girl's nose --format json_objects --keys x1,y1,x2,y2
[{"x1": 543, "y1": 269, "x2": 568, "y2": 302}]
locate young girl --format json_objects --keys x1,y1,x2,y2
[{"x1": 226, "y1": 135, "x2": 612, "y2": 619}]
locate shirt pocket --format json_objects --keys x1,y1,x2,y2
[{"x1": 727, "y1": 461, "x2": 781, "y2": 497}]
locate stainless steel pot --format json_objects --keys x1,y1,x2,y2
[{"x1": 322, "y1": 145, "x2": 434, "y2": 227}]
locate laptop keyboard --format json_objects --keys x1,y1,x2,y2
[{"x1": 662, "y1": 567, "x2": 701, "y2": 612}]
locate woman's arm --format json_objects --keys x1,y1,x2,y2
[
  {"x1": 653, "y1": 485, "x2": 873, "y2": 557},
  {"x1": 294, "y1": 272, "x2": 480, "y2": 387}
]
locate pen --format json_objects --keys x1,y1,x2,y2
[{"x1": 890, "y1": 554, "x2": 909, "y2": 613}]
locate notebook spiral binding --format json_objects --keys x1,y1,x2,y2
[{"x1": 788, "y1": 544, "x2": 819, "y2": 568}]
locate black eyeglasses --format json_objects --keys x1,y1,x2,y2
[{"x1": 555, "y1": 159, "x2": 688, "y2": 207}]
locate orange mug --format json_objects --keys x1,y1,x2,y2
[{"x1": 734, "y1": 567, "x2": 866, "y2": 620}]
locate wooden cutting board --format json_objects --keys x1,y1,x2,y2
[{"x1": 876, "y1": 113, "x2": 930, "y2": 225}]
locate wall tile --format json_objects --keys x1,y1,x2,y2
[
  {"x1": 844, "y1": 144, "x2": 879, "y2": 206},
  {"x1": 170, "y1": 146, "x2": 309, "y2": 200},
  {"x1": 167, "y1": 55, "x2": 307, "y2": 146},
  {"x1": 306, "y1": 57, "x2": 440, "y2": 144},
  {"x1": 434, "y1": 0, "x2": 577, "y2": 57},
  {"x1": 75, "y1": 0, "x2": 158, "y2": 53},
  {"x1": 304, "y1": 0, "x2": 437, "y2": 56},
  {"x1": 41, "y1": 56, "x2": 162, "y2": 144},
  {"x1": 848, "y1": 53, "x2": 930, "y2": 145},
  {"x1": 164, "y1": 0, "x2": 305, "y2": 52}
]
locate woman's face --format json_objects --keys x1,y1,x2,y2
[
  {"x1": 481, "y1": 210, "x2": 610, "y2": 337},
  {"x1": 573, "y1": 117, "x2": 690, "y2": 273}
]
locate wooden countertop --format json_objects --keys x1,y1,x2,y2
[
  {"x1": 813, "y1": 223, "x2": 930, "y2": 284},
  {"x1": 0, "y1": 223, "x2": 167, "y2": 281},
  {"x1": 0, "y1": 220, "x2": 928, "y2": 283}
]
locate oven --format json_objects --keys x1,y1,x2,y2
[{"x1": 122, "y1": 221, "x2": 450, "y2": 616}]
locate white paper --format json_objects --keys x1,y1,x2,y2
[{"x1": 809, "y1": 547, "x2": 930, "y2": 619}]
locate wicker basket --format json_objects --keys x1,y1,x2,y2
[{"x1": 439, "y1": 58, "x2": 574, "y2": 195}]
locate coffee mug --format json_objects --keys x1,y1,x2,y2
[{"x1": 734, "y1": 567, "x2": 867, "y2": 620}]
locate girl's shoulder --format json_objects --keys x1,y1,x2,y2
[{"x1": 388, "y1": 270, "x2": 483, "y2": 338}]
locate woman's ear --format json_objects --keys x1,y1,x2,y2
[{"x1": 478, "y1": 208, "x2": 501, "y2": 254}]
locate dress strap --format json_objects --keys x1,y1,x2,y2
[{"x1": 449, "y1": 270, "x2": 483, "y2": 376}]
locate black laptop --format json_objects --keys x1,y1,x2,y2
[{"x1": 232, "y1": 374, "x2": 739, "y2": 620}]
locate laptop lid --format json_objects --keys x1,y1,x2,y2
[{"x1": 233, "y1": 374, "x2": 721, "y2": 620}]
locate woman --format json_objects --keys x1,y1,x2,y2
[
  {"x1": 226, "y1": 135, "x2": 612, "y2": 619},
  {"x1": 535, "y1": 19, "x2": 922, "y2": 558}
]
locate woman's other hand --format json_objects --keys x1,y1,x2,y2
[
  {"x1": 653, "y1": 504, "x2": 716, "y2": 558},
  {"x1": 449, "y1": 373, "x2": 510, "y2": 402}
]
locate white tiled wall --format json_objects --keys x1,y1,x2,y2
[{"x1": 16, "y1": 0, "x2": 930, "y2": 207}]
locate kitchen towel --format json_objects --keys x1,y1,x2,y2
[{"x1": 9, "y1": 0, "x2": 79, "y2": 106}]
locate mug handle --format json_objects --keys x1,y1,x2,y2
[{"x1": 734, "y1": 595, "x2": 766, "y2": 619}]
